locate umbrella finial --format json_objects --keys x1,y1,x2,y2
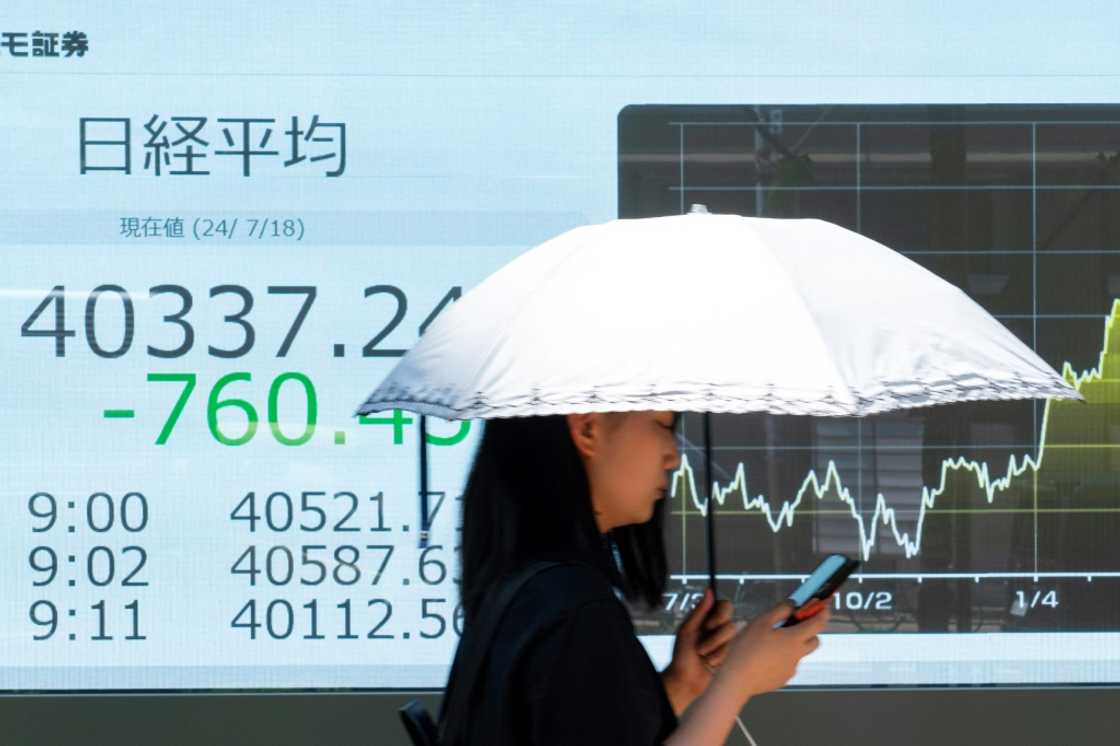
[{"x1": 688, "y1": 203, "x2": 709, "y2": 214}]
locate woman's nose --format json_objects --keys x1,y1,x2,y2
[{"x1": 667, "y1": 443, "x2": 681, "y2": 470}]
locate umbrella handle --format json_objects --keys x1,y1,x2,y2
[{"x1": 703, "y1": 412, "x2": 718, "y2": 595}]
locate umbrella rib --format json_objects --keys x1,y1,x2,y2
[
  {"x1": 761, "y1": 224, "x2": 860, "y2": 414},
  {"x1": 460, "y1": 226, "x2": 605, "y2": 409}
]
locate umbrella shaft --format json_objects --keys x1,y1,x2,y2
[
  {"x1": 419, "y1": 414, "x2": 430, "y2": 548},
  {"x1": 704, "y1": 412, "x2": 717, "y2": 594}
]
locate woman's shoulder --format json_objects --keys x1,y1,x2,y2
[
  {"x1": 507, "y1": 559, "x2": 624, "y2": 627},
  {"x1": 525, "y1": 559, "x2": 616, "y2": 593},
  {"x1": 462, "y1": 561, "x2": 671, "y2": 746}
]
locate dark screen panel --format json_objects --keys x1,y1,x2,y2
[{"x1": 619, "y1": 105, "x2": 1120, "y2": 681}]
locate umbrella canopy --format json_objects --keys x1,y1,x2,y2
[
  {"x1": 356, "y1": 207, "x2": 1081, "y2": 421},
  {"x1": 354, "y1": 206, "x2": 1083, "y2": 589}
]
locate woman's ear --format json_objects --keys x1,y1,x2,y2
[{"x1": 566, "y1": 412, "x2": 598, "y2": 460}]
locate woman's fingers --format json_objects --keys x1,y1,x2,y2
[
  {"x1": 797, "y1": 603, "x2": 831, "y2": 638},
  {"x1": 695, "y1": 596, "x2": 830, "y2": 674},
  {"x1": 764, "y1": 600, "x2": 796, "y2": 626},
  {"x1": 680, "y1": 588, "x2": 715, "y2": 636},
  {"x1": 787, "y1": 605, "x2": 830, "y2": 657},
  {"x1": 703, "y1": 643, "x2": 730, "y2": 668},
  {"x1": 702, "y1": 599, "x2": 733, "y2": 631},
  {"x1": 779, "y1": 603, "x2": 830, "y2": 639},
  {"x1": 696, "y1": 620, "x2": 737, "y2": 657}
]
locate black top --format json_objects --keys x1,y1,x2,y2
[{"x1": 440, "y1": 556, "x2": 678, "y2": 745}]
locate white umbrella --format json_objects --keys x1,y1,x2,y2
[{"x1": 355, "y1": 205, "x2": 1083, "y2": 585}]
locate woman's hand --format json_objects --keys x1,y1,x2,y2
[
  {"x1": 661, "y1": 588, "x2": 738, "y2": 715},
  {"x1": 714, "y1": 598, "x2": 831, "y2": 700},
  {"x1": 664, "y1": 600, "x2": 830, "y2": 746}
]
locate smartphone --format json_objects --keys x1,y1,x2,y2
[{"x1": 779, "y1": 553, "x2": 861, "y2": 627}]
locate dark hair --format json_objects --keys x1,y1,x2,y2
[{"x1": 457, "y1": 413, "x2": 669, "y2": 624}]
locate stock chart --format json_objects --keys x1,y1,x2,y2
[{"x1": 620, "y1": 104, "x2": 1120, "y2": 684}]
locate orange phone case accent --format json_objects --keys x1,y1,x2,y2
[{"x1": 793, "y1": 597, "x2": 825, "y2": 620}]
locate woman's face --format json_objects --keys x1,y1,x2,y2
[{"x1": 566, "y1": 410, "x2": 682, "y2": 533}]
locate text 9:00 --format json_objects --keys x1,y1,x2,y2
[{"x1": 29, "y1": 491, "x2": 149, "y2": 533}]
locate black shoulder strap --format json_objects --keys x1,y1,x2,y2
[{"x1": 437, "y1": 559, "x2": 565, "y2": 746}]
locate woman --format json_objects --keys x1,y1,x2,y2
[{"x1": 440, "y1": 409, "x2": 830, "y2": 745}]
